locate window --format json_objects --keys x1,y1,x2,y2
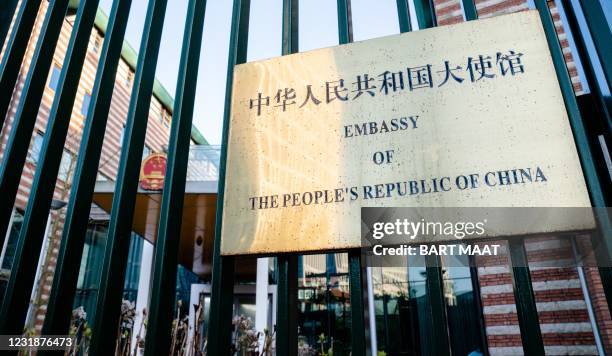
[
  {"x1": 161, "y1": 109, "x2": 171, "y2": 128},
  {"x1": 142, "y1": 144, "x2": 151, "y2": 160},
  {"x1": 58, "y1": 150, "x2": 74, "y2": 182},
  {"x1": 0, "y1": 210, "x2": 24, "y2": 299},
  {"x1": 125, "y1": 71, "x2": 133, "y2": 88},
  {"x1": 120, "y1": 125, "x2": 125, "y2": 147},
  {"x1": 48, "y1": 64, "x2": 61, "y2": 91},
  {"x1": 28, "y1": 133, "x2": 44, "y2": 164},
  {"x1": 81, "y1": 92, "x2": 91, "y2": 117},
  {"x1": 93, "y1": 36, "x2": 101, "y2": 53}
]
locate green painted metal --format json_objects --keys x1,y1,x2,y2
[
  {"x1": 349, "y1": 250, "x2": 366, "y2": 355},
  {"x1": 578, "y1": 0, "x2": 612, "y2": 92},
  {"x1": 405, "y1": 4, "x2": 452, "y2": 355},
  {"x1": 206, "y1": 0, "x2": 250, "y2": 354},
  {"x1": 0, "y1": 0, "x2": 70, "y2": 275},
  {"x1": 40, "y1": 0, "x2": 133, "y2": 340},
  {"x1": 276, "y1": 1, "x2": 299, "y2": 355},
  {"x1": 0, "y1": 0, "x2": 42, "y2": 129},
  {"x1": 508, "y1": 239, "x2": 545, "y2": 355},
  {"x1": 0, "y1": 0, "x2": 100, "y2": 336},
  {"x1": 533, "y1": 0, "x2": 612, "y2": 309},
  {"x1": 413, "y1": 0, "x2": 437, "y2": 29},
  {"x1": 424, "y1": 255, "x2": 450, "y2": 356},
  {"x1": 0, "y1": 0, "x2": 19, "y2": 52},
  {"x1": 88, "y1": 0, "x2": 169, "y2": 353},
  {"x1": 336, "y1": 3, "x2": 368, "y2": 354},
  {"x1": 282, "y1": 0, "x2": 299, "y2": 54},
  {"x1": 532, "y1": 2, "x2": 607, "y2": 209},
  {"x1": 336, "y1": 0, "x2": 353, "y2": 45},
  {"x1": 276, "y1": 255, "x2": 298, "y2": 355},
  {"x1": 144, "y1": 0, "x2": 207, "y2": 354},
  {"x1": 560, "y1": 0, "x2": 610, "y2": 141},
  {"x1": 462, "y1": 0, "x2": 478, "y2": 21},
  {"x1": 396, "y1": 0, "x2": 412, "y2": 33}
]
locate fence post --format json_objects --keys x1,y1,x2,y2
[
  {"x1": 276, "y1": 1, "x2": 299, "y2": 355},
  {"x1": 0, "y1": 0, "x2": 100, "y2": 337},
  {"x1": 0, "y1": 0, "x2": 42, "y2": 129},
  {"x1": 508, "y1": 239, "x2": 545, "y2": 355},
  {"x1": 206, "y1": 0, "x2": 251, "y2": 354},
  {"x1": 0, "y1": 0, "x2": 69, "y2": 263},
  {"x1": 534, "y1": 0, "x2": 612, "y2": 311},
  {"x1": 39, "y1": 0, "x2": 133, "y2": 340},
  {"x1": 0, "y1": 0, "x2": 19, "y2": 52},
  {"x1": 144, "y1": 0, "x2": 207, "y2": 354},
  {"x1": 87, "y1": 0, "x2": 169, "y2": 353},
  {"x1": 578, "y1": 0, "x2": 612, "y2": 91}
]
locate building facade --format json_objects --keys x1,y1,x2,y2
[{"x1": 0, "y1": 0, "x2": 610, "y2": 355}]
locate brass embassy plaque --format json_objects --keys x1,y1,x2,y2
[{"x1": 221, "y1": 11, "x2": 592, "y2": 255}]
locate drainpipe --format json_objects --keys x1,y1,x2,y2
[{"x1": 571, "y1": 237, "x2": 605, "y2": 355}]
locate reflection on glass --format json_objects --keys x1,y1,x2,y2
[
  {"x1": 373, "y1": 253, "x2": 485, "y2": 355},
  {"x1": 73, "y1": 224, "x2": 144, "y2": 324},
  {"x1": 0, "y1": 210, "x2": 24, "y2": 306},
  {"x1": 442, "y1": 254, "x2": 486, "y2": 356},
  {"x1": 298, "y1": 253, "x2": 351, "y2": 355}
]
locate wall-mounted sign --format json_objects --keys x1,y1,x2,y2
[
  {"x1": 221, "y1": 11, "x2": 592, "y2": 256},
  {"x1": 139, "y1": 153, "x2": 167, "y2": 191}
]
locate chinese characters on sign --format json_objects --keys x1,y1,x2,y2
[{"x1": 249, "y1": 51, "x2": 525, "y2": 115}]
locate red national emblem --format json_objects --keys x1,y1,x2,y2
[{"x1": 139, "y1": 153, "x2": 167, "y2": 190}]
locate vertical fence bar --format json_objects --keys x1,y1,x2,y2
[
  {"x1": 424, "y1": 255, "x2": 450, "y2": 356},
  {"x1": 0, "y1": 0, "x2": 19, "y2": 53},
  {"x1": 336, "y1": 0, "x2": 353, "y2": 44},
  {"x1": 0, "y1": 0, "x2": 100, "y2": 336},
  {"x1": 413, "y1": 0, "x2": 437, "y2": 28},
  {"x1": 560, "y1": 0, "x2": 611, "y2": 132},
  {"x1": 405, "y1": 3, "x2": 452, "y2": 355},
  {"x1": 0, "y1": 0, "x2": 42, "y2": 129},
  {"x1": 39, "y1": 0, "x2": 133, "y2": 340},
  {"x1": 144, "y1": 0, "x2": 207, "y2": 354},
  {"x1": 533, "y1": 0, "x2": 612, "y2": 308},
  {"x1": 336, "y1": 2, "x2": 367, "y2": 354},
  {"x1": 349, "y1": 250, "x2": 366, "y2": 355},
  {"x1": 462, "y1": 0, "x2": 478, "y2": 21},
  {"x1": 396, "y1": 0, "x2": 412, "y2": 33},
  {"x1": 0, "y1": 0, "x2": 69, "y2": 253},
  {"x1": 206, "y1": 0, "x2": 250, "y2": 353},
  {"x1": 276, "y1": 255, "x2": 298, "y2": 355},
  {"x1": 276, "y1": 1, "x2": 299, "y2": 355},
  {"x1": 578, "y1": 0, "x2": 612, "y2": 90},
  {"x1": 508, "y1": 239, "x2": 545, "y2": 354},
  {"x1": 88, "y1": 0, "x2": 169, "y2": 353}
]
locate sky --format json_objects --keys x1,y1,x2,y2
[
  {"x1": 97, "y1": 0, "x2": 611, "y2": 145},
  {"x1": 97, "y1": 0, "x2": 406, "y2": 145}
]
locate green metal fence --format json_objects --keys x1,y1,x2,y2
[{"x1": 0, "y1": 0, "x2": 609, "y2": 355}]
